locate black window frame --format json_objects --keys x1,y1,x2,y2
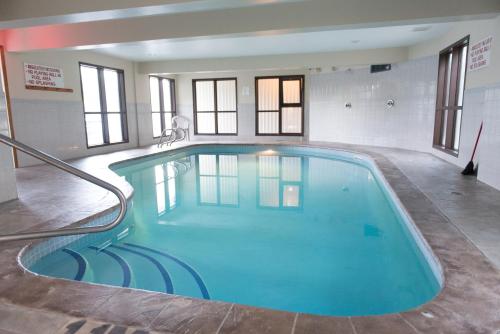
[
  {"x1": 192, "y1": 78, "x2": 238, "y2": 135},
  {"x1": 255, "y1": 75, "x2": 305, "y2": 136},
  {"x1": 149, "y1": 75, "x2": 176, "y2": 138},
  {"x1": 79, "y1": 62, "x2": 129, "y2": 148},
  {"x1": 433, "y1": 36, "x2": 469, "y2": 156}
]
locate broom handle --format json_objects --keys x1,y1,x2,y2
[{"x1": 471, "y1": 122, "x2": 483, "y2": 161}]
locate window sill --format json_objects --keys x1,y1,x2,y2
[
  {"x1": 256, "y1": 133, "x2": 304, "y2": 137},
  {"x1": 88, "y1": 140, "x2": 129, "y2": 149},
  {"x1": 433, "y1": 145, "x2": 459, "y2": 157},
  {"x1": 194, "y1": 133, "x2": 238, "y2": 136}
]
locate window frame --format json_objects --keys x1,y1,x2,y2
[
  {"x1": 433, "y1": 36, "x2": 469, "y2": 156},
  {"x1": 149, "y1": 75, "x2": 176, "y2": 138},
  {"x1": 255, "y1": 75, "x2": 305, "y2": 136},
  {"x1": 79, "y1": 62, "x2": 129, "y2": 148},
  {"x1": 192, "y1": 77, "x2": 238, "y2": 136}
]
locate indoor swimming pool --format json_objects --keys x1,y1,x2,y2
[{"x1": 23, "y1": 145, "x2": 442, "y2": 316}]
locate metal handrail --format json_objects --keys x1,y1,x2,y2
[
  {"x1": 0, "y1": 133, "x2": 128, "y2": 242},
  {"x1": 157, "y1": 127, "x2": 175, "y2": 147}
]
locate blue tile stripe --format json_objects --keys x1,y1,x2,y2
[
  {"x1": 88, "y1": 246, "x2": 132, "y2": 288},
  {"x1": 62, "y1": 248, "x2": 86, "y2": 281},
  {"x1": 110, "y1": 245, "x2": 174, "y2": 294},
  {"x1": 124, "y1": 243, "x2": 210, "y2": 300}
]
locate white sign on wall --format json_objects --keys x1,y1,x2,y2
[
  {"x1": 469, "y1": 36, "x2": 493, "y2": 72},
  {"x1": 24, "y1": 63, "x2": 65, "y2": 89}
]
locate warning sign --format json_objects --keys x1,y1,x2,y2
[
  {"x1": 469, "y1": 36, "x2": 493, "y2": 72},
  {"x1": 24, "y1": 63, "x2": 65, "y2": 88}
]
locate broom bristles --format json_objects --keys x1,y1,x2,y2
[{"x1": 462, "y1": 161, "x2": 475, "y2": 175}]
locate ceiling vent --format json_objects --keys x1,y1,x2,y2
[{"x1": 370, "y1": 64, "x2": 391, "y2": 73}]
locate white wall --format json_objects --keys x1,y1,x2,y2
[
  {"x1": 5, "y1": 50, "x2": 139, "y2": 166},
  {"x1": 309, "y1": 16, "x2": 500, "y2": 191},
  {"x1": 475, "y1": 83, "x2": 500, "y2": 190},
  {"x1": 138, "y1": 48, "x2": 408, "y2": 74},
  {"x1": 0, "y1": 123, "x2": 17, "y2": 203},
  {"x1": 309, "y1": 56, "x2": 437, "y2": 152},
  {"x1": 410, "y1": 16, "x2": 500, "y2": 188},
  {"x1": 174, "y1": 70, "x2": 308, "y2": 142},
  {"x1": 0, "y1": 73, "x2": 17, "y2": 202},
  {"x1": 410, "y1": 17, "x2": 500, "y2": 89},
  {"x1": 134, "y1": 68, "x2": 309, "y2": 144},
  {"x1": 0, "y1": 45, "x2": 17, "y2": 203}
]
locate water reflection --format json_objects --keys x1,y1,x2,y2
[
  {"x1": 151, "y1": 156, "x2": 191, "y2": 217},
  {"x1": 142, "y1": 152, "x2": 307, "y2": 219},
  {"x1": 257, "y1": 155, "x2": 304, "y2": 209},
  {"x1": 154, "y1": 162, "x2": 177, "y2": 215},
  {"x1": 196, "y1": 154, "x2": 239, "y2": 207}
]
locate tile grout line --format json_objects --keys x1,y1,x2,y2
[
  {"x1": 290, "y1": 313, "x2": 299, "y2": 334},
  {"x1": 399, "y1": 314, "x2": 423, "y2": 334},
  {"x1": 348, "y1": 317, "x2": 358, "y2": 334},
  {"x1": 215, "y1": 303, "x2": 234, "y2": 334},
  {"x1": 83, "y1": 289, "x2": 122, "y2": 324},
  {"x1": 145, "y1": 298, "x2": 174, "y2": 330}
]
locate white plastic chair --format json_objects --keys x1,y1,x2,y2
[{"x1": 158, "y1": 115, "x2": 190, "y2": 147}]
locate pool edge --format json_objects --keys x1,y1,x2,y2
[{"x1": 17, "y1": 143, "x2": 445, "y2": 316}]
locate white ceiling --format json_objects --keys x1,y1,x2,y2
[{"x1": 94, "y1": 23, "x2": 452, "y2": 62}]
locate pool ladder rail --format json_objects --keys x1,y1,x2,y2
[
  {"x1": 158, "y1": 115, "x2": 190, "y2": 148},
  {"x1": 0, "y1": 133, "x2": 128, "y2": 242}
]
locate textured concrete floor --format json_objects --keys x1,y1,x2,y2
[
  {"x1": 0, "y1": 142, "x2": 500, "y2": 333},
  {"x1": 375, "y1": 147, "x2": 500, "y2": 269}
]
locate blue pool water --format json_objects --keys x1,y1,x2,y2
[{"x1": 27, "y1": 145, "x2": 441, "y2": 316}]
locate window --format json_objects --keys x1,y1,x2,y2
[
  {"x1": 150, "y1": 76, "x2": 176, "y2": 138},
  {"x1": 433, "y1": 36, "x2": 469, "y2": 154},
  {"x1": 193, "y1": 78, "x2": 237, "y2": 135},
  {"x1": 256, "y1": 75, "x2": 304, "y2": 136},
  {"x1": 80, "y1": 63, "x2": 128, "y2": 147}
]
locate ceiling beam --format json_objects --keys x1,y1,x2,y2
[
  {"x1": 0, "y1": 0, "x2": 297, "y2": 29},
  {"x1": 3, "y1": 0, "x2": 500, "y2": 52}
]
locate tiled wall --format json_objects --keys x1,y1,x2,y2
[
  {"x1": 309, "y1": 56, "x2": 500, "y2": 191},
  {"x1": 309, "y1": 56, "x2": 438, "y2": 152},
  {"x1": 477, "y1": 83, "x2": 500, "y2": 190},
  {"x1": 10, "y1": 99, "x2": 139, "y2": 167}
]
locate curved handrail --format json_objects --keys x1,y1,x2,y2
[
  {"x1": 0, "y1": 133, "x2": 128, "y2": 242},
  {"x1": 157, "y1": 127, "x2": 175, "y2": 147}
]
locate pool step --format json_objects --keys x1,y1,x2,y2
[
  {"x1": 61, "y1": 248, "x2": 95, "y2": 282},
  {"x1": 61, "y1": 243, "x2": 210, "y2": 300}
]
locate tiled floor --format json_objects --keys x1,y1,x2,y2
[{"x1": 1, "y1": 141, "x2": 500, "y2": 334}]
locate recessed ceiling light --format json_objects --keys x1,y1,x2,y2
[
  {"x1": 351, "y1": 40, "x2": 360, "y2": 44},
  {"x1": 412, "y1": 26, "x2": 432, "y2": 32}
]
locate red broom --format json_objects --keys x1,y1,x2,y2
[{"x1": 462, "y1": 122, "x2": 483, "y2": 175}]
